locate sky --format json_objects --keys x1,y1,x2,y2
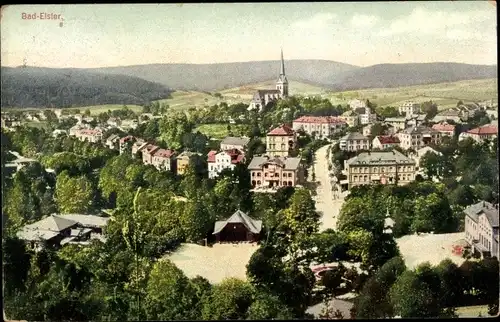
[{"x1": 1, "y1": 2, "x2": 497, "y2": 68}]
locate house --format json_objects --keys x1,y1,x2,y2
[
  {"x1": 348, "y1": 99, "x2": 367, "y2": 110},
  {"x1": 292, "y1": 115, "x2": 347, "y2": 139},
  {"x1": 1, "y1": 116, "x2": 21, "y2": 129},
  {"x1": 410, "y1": 146, "x2": 442, "y2": 174},
  {"x1": 485, "y1": 108, "x2": 498, "y2": 120},
  {"x1": 207, "y1": 149, "x2": 245, "y2": 179},
  {"x1": 151, "y1": 148, "x2": 176, "y2": 171},
  {"x1": 16, "y1": 213, "x2": 109, "y2": 251},
  {"x1": 383, "y1": 117, "x2": 407, "y2": 131},
  {"x1": 69, "y1": 123, "x2": 88, "y2": 136},
  {"x1": 107, "y1": 117, "x2": 121, "y2": 127},
  {"x1": 141, "y1": 144, "x2": 160, "y2": 165},
  {"x1": 176, "y1": 151, "x2": 200, "y2": 175},
  {"x1": 72, "y1": 128, "x2": 103, "y2": 143},
  {"x1": 266, "y1": 124, "x2": 297, "y2": 157},
  {"x1": 457, "y1": 103, "x2": 481, "y2": 120},
  {"x1": 248, "y1": 50, "x2": 288, "y2": 111},
  {"x1": 339, "y1": 110, "x2": 360, "y2": 128},
  {"x1": 464, "y1": 201, "x2": 499, "y2": 258},
  {"x1": 372, "y1": 135, "x2": 400, "y2": 150},
  {"x1": 131, "y1": 140, "x2": 148, "y2": 158},
  {"x1": 220, "y1": 136, "x2": 250, "y2": 153},
  {"x1": 52, "y1": 129, "x2": 67, "y2": 138},
  {"x1": 213, "y1": 210, "x2": 262, "y2": 243},
  {"x1": 398, "y1": 101, "x2": 420, "y2": 117},
  {"x1": 120, "y1": 119, "x2": 138, "y2": 130},
  {"x1": 432, "y1": 108, "x2": 464, "y2": 123},
  {"x1": 119, "y1": 135, "x2": 136, "y2": 154},
  {"x1": 406, "y1": 114, "x2": 427, "y2": 127},
  {"x1": 431, "y1": 123, "x2": 456, "y2": 137},
  {"x1": 248, "y1": 155, "x2": 302, "y2": 189},
  {"x1": 339, "y1": 132, "x2": 371, "y2": 151},
  {"x1": 356, "y1": 107, "x2": 377, "y2": 125},
  {"x1": 397, "y1": 125, "x2": 441, "y2": 150},
  {"x1": 343, "y1": 150, "x2": 416, "y2": 190},
  {"x1": 105, "y1": 134, "x2": 120, "y2": 150},
  {"x1": 459, "y1": 124, "x2": 498, "y2": 143},
  {"x1": 362, "y1": 123, "x2": 377, "y2": 137}
]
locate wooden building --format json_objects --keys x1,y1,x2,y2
[{"x1": 213, "y1": 210, "x2": 262, "y2": 243}]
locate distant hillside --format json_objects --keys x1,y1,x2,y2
[
  {"x1": 86, "y1": 60, "x2": 359, "y2": 91},
  {"x1": 331, "y1": 63, "x2": 497, "y2": 91},
  {"x1": 1, "y1": 67, "x2": 173, "y2": 108}
]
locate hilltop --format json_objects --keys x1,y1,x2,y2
[{"x1": 0, "y1": 67, "x2": 173, "y2": 108}]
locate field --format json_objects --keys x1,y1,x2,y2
[
  {"x1": 194, "y1": 123, "x2": 249, "y2": 140},
  {"x1": 325, "y1": 78, "x2": 498, "y2": 110}
]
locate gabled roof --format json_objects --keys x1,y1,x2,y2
[
  {"x1": 293, "y1": 116, "x2": 345, "y2": 124},
  {"x1": 177, "y1": 151, "x2": 198, "y2": 158},
  {"x1": 247, "y1": 156, "x2": 301, "y2": 170},
  {"x1": 464, "y1": 201, "x2": 497, "y2": 226},
  {"x1": 467, "y1": 125, "x2": 498, "y2": 135},
  {"x1": 341, "y1": 132, "x2": 369, "y2": 141},
  {"x1": 375, "y1": 135, "x2": 400, "y2": 144},
  {"x1": 106, "y1": 134, "x2": 120, "y2": 142},
  {"x1": 119, "y1": 135, "x2": 135, "y2": 144},
  {"x1": 341, "y1": 110, "x2": 358, "y2": 117},
  {"x1": 432, "y1": 123, "x2": 456, "y2": 132},
  {"x1": 416, "y1": 146, "x2": 442, "y2": 157},
  {"x1": 267, "y1": 124, "x2": 295, "y2": 136},
  {"x1": 221, "y1": 136, "x2": 250, "y2": 146},
  {"x1": 24, "y1": 214, "x2": 77, "y2": 232},
  {"x1": 256, "y1": 89, "x2": 281, "y2": 96},
  {"x1": 213, "y1": 210, "x2": 262, "y2": 234},
  {"x1": 207, "y1": 150, "x2": 217, "y2": 163},
  {"x1": 154, "y1": 148, "x2": 175, "y2": 158},
  {"x1": 347, "y1": 150, "x2": 415, "y2": 166}
]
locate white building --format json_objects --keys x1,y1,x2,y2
[
  {"x1": 459, "y1": 125, "x2": 498, "y2": 143},
  {"x1": 292, "y1": 116, "x2": 347, "y2": 139},
  {"x1": 398, "y1": 101, "x2": 420, "y2": 117},
  {"x1": 207, "y1": 149, "x2": 245, "y2": 179},
  {"x1": 339, "y1": 132, "x2": 371, "y2": 151},
  {"x1": 348, "y1": 99, "x2": 367, "y2": 110},
  {"x1": 220, "y1": 136, "x2": 250, "y2": 153},
  {"x1": 397, "y1": 126, "x2": 441, "y2": 150},
  {"x1": 464, "y1": 201, "x2": 499, "y2": 258}
]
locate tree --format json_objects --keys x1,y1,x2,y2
[
  {"x1": 434, "y1": 259, "x2": 462, "y2": 308},
  {"x1": 246, "y1": 292, "x2": 294, "y2": 320},
  {"x1": 411, "y1": 193, "x2": 454, "y2": 233},
  {"x1": 421, "y1": 101, "x2": 438, "y2": 119},
  {"x1": 369, "y1": 123, "x2": 388, "y2": 137},
  {"x1": 55, "y1": 171, "x2": 95, "y2": 213},
  {"x1": 144, "y1": 260, "x2": 200, "y2": 320},
  {"x1": 180, "y1": 200, "x2": 215, "y2": 242},
  {"x1": 201, "y1": 278, "x2": 254, "y2": 320}
]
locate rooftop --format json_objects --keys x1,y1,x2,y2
[
  {"x1": 341, "y1": 132, "x2": 369, "y2": 141},
  {"x1": 432, "y1": 123, "x2": 456, "y2": 132},
  {"x1": 213, "y1": 210, "x2": 262, "y2": 235},
  {"x1": 220, "y1": 136, "x2": 250, "y2": 146},
  {"x1": 154, "y1": 148, "x2": 175, "y2": 158},
  {"x1": 401, "y1": 125, "x2": 439, "y2": 135},
  {"x1": 293, "y1": 115, "x2": 345, "y2": 124},
  {"x1": 248, "y1": 155, "x2": 301, "y2": 170},
  {"x1": 267, "y1": 124, "x2": 295, "y2": 136},
  {"x1": 347, "y1": 150, "x2": 415, "y2": 166},
  {"x1": 464, "y1": 201, "x2": 498, "y2": 227},
  {"x1": 467, "y1": 125, "x2": 498, "y2": 135},
  {"x1": 375, "y1": 135, "x2": 400, "y2": 144}
]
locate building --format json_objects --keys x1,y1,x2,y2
[
  {"x1": 176, "y1": 151, "x2": 200, "y2": 175},
  {"x1": 343, "y1": 150, "x2": 416, "y2": 190},
  {"x1": 362, "y1": 123, "x2": 378, "y2": 137},
  {"x1": 410, "y1": 146, "x2": 442, "y2": 175},
  {"x1": 105, "y1": 134, "x2": 120, "y2": 150},
  {"x1": 339, "y1": 132, "x2": 371, "y2": 151},
  {"x1": 119, "y1": 135, "x2": 136, "y2": 154},
  {"x1": 340, "y1": 110, "x2": 360, "y2": 128},
  {"x1": 383, "y1": 117, "x2": 407, "y2": 131},
  {"x1": 464, "y1": 201, "x2": 499, "y2": 258},
  {"x1": 372, "y1": 135, "x2": 401, "y2": 150},
  {"x1": 207, "y1": 149, "x2": 245, "y2": 179},
  {"x1": 1, "y1": 116, "x2": 21, "y2": 129},
  {"x1": 107, "y1": 117, "x2": 121, "y2": 127},
  {"x1": 16, "y1": 214, "x2": 109, "y2": 251},
  {"x1": 459, "y1": 124, "x2": 498, "y2": 143},
  {"x1": 485, "y1": 108, "x2": 498, "y2": 120},
  {"x1": 152, "y1": 148, "x2": 176, "y2": 171},
  {"x1": 266, "y1": 124, "x2": 297, "y2": 157},
  {"x1": 432, "y1": 108, "x2": 464, "y2": 123},
  {"x1": 348, "y1": 99, "x2": 367, "y2": 110},
  {"x1": 131, "y1": 140, "x2": 148, "y2": 157},
  {"x1": 248, "y1": 49, "x2": 288, "y2": 111},
  {"x1": 248, "y1": 155, "x2": 302, "y2": 189},
  {"x1": 406, "y1": 114, "x2": 427, "y2": 127},
  {"x1": 213, "y1": 210, "x2": 262, "y2": 243},
  {"x1": 356, "y1": 107, "x2": 378, "y2": 125},
  {"x1": 120, "y1": 119, "x2": 138, "y2": 130},
  {"x1": 220, "y1": 136, "x2": 250, "y2": 153},
  {"x1": 431, "y1": 122, "x2": 456, "y2": 137},
  {"x1": 398, "y1": 101, "x2": 420, "y2": 117},
  {"x1": 292, "y1": 116, "x2": 347, "y2": 139},
  {"x1": 397, "y1": 125, "x2": 441, "y2": 150},
  {"x1": 73, "y1": 128, "x2": 103, "y2": 143},
  {"x1": 457, "y1": 103, "x2": 481, "y2": 120}
]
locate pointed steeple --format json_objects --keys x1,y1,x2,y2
[{"x1": 280, "y1": 48, "x2": 285, "y2": 76}]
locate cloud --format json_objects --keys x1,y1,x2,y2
[
  {"x1": 378, "y1": 7, "x2": 494, "y2": 38},
  {"x1": 350, "y1": 14, "x2": 380, "y2": 28},
  {"x1": 292, "y1": 12, "x2": 338, "y2": 30}
]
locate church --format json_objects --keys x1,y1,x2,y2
[{"x1": 248, "y1": 49, "x2": 289, "y2": 111}]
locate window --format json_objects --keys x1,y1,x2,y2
[
  {"x1": 257, "y1": 172, "x2": 261, "y2": 177},
  {"x1": 288, "y1": 173, "x2": 292, "y2": 177},
  {"x1": 252, "y1": 172, "x2": 255, "y2": 177},
  {"x1": 264, "y1": 173, "x2": 268, "y2": 177}
]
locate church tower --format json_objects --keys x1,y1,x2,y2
[{"x1": 276, "y1": 49, "x2": 289, "y2": 97}]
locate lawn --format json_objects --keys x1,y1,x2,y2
[{"x1": 194, "y1": 123, "x2": 249, "y2": 140}]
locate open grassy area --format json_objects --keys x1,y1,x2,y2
[
  {"x1": 325, "y1": 78, "x2": 498, "y2": 110},
  {"x1": 194, "y1": 123, "x2": 249, "y2": 140}
]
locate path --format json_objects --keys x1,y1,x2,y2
[{"x1": 308, "y1": 144, "x2": 345, "y2": 232}]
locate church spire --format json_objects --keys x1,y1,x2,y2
[{"x1": 280, "y1": 48, "x2": 285, "y2": 76}]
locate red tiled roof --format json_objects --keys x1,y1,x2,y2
[
  {"x1": 224, "y1": 149, "x2": 244, "y2": 164},
  {"x1": 293, "y1": 115, "x2": 345, "y2": 124},
  {"x1": 233, "y1": 154, "x2": 245, "y2": 164},
  {"x1": 432, "y1": 124, "x2": 455, "y2": 132},
  {"x1": 207, "y1": 150, "x2": 217, "y2": 163},
  {"x1": 468, "y1": 125, "x2": 498, "y2": 135},
  {"x1": 377, "y1": 135, "x2": 400, "y2": 144},
  {"x1": 154, "y1": 148, "x2": 174, "y2": 158},
  {"x1": 119, "y1": 135, "x2": 135, "y2": 143},
  {"x1": 267, "y1": 124, "x2": 295, "y2": 136},
  {"x1": 144, "y1": 144, "x2": 160, "y2": 154}
]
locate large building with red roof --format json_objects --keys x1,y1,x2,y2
[
  {"x1": 292, "y1": 115, "x2": 347, "y2": 139},
  {"x1": 459, "y1": 124, "x2": 498, "y2": 143},
  {"x1": 431, "y1": 123, "x2": 456, "y2": 136},
  {"x1": 266, "y1": 124, "x2": 297, "y2": 157}
]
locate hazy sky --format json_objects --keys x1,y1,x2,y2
[{"x1": 1, "y1": 2, "x2": 497, "y2": 68}]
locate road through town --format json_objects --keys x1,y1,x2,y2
[{"x1": 309, "y1": 144, "x2": 345, "y2": 232}]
